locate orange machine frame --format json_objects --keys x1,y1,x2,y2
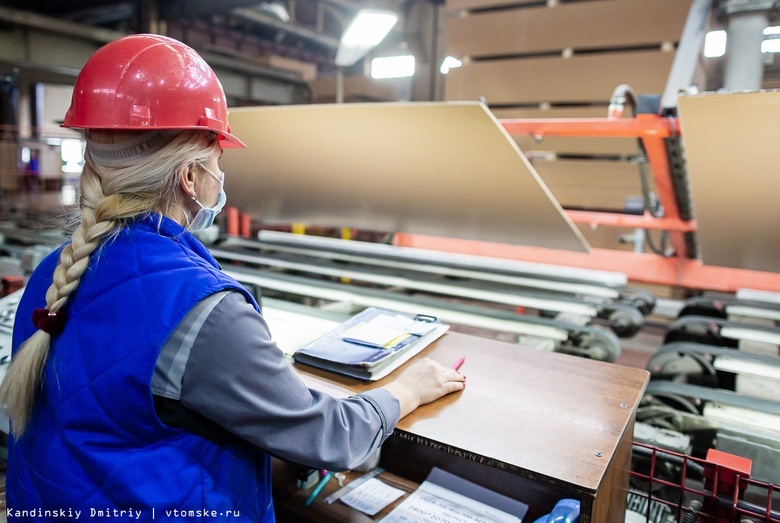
[{"x1": 394, "y1": 115, "x2": 780, "y2": 294}]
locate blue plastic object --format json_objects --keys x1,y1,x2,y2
[{"x1": 532, "y1": 499, "x2": 581, "y2": 523}]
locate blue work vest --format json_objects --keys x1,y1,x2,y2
[{"x1": 8, "y1": 214, "x2": 274, "y2": 522}]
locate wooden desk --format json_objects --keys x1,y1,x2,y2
[{"x1": 279, "y1": 331, "x2": 649, "y2": 522}]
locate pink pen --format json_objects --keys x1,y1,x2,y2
[{"x1": 452, "y1": 356, "x2": 465, "y2": 371}]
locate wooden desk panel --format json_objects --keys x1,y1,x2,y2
[{"x1": 294, "y1": 331, "x2": 649, "y2": 521}]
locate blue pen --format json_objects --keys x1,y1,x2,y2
[{"x1": 304, "y1": 471, "x2": 334, "y2": 506}]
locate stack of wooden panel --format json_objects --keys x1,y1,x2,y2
[{"x1": 444, "y1": 0, "x2": 696, "y2": 251}]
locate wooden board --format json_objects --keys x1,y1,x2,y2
[
  {"x1": 677, "y1": 91, "x2": 780, "y2": 272},
  {"x1": 447, "y1": 0, "x2": 691, "y2": 58},
  {"x1": 444, "y1": 51, "x2": 676, "y2": 105},
  {"x1": 221, "y1": 102, "x2": 590, "y2": 252}
]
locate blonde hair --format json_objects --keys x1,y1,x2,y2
[{"x1": 0, "y1": 130, "x2": 219, "y2": 437}]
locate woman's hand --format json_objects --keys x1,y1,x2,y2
[{"x1": 383, "y1": 358, "x2": 466, "y2": 418}]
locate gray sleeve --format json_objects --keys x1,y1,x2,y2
[{"x1": 175, "y1": 291, "x2": 401, "y2": 471}]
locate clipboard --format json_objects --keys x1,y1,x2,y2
[{"x1": 293, "y1": 307, "x2": 449, "y2": 380}]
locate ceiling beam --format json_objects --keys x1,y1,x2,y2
[
  {"x1": 232, "y1": 7, "x2": 339, "y2": 49},
  {"x1": 0, "y1": 59, "x2": 81, "y2": 85},
  {"x1": 320, "y1": 0, "x2": 363, "y2": 10},
  {"x1": 0, "y1": 6, "x2": 311, "y2": 105},
  {"x1": 0, "y1": 6, "x2": 127, "y2": 44},
  {"x1": 164, "y1": 0, "x2": 269, "y2": 19}
]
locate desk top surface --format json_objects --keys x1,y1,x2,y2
[{"x1": 296, "y1": 330, "x2": 649, "y2": 493}]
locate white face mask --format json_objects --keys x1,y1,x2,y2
[{"x1": 190, "y1": 164, "x2": 226, "y2": 231}]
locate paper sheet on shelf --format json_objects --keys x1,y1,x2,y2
[
  {"x1": 340, "y1": 478, "x2": 405, "y2": 516},
  {"x1": 380, "y1": 468, "x2": 527, "y2": 523}
]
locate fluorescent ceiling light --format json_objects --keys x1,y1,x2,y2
[
  {"x1": 259, "y1": 2, "x2": 290, "y2": 22},
  {"x1": 440, "y1": 56, "x2": 462, "y2": 74},
  {"x1": 704, "y1": 27, "x2": 780, "y2": 57},
  {"x1": 762, "y1": 24, "x2": 780, "y2": 53},
  {"x1": 60, "y1": 139, "x2": 83, "y2": 163},
  {"x1": 704, "y1": 30, "x2": 726, "y2": 58},
  {"x1": 335, "y1": 9, "x2": 398, "y2": 67},
  {"x1": 61, "y1": 139, "x2": 85, "y2": 174},
  {"x1": 762, "y1": 38, "x2": 780, "y2": 53},
  {"x1": 371, "y1": 55, "x2": 415, "y2": 79}
]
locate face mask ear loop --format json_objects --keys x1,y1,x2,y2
[
  {"x1": 189, "y1": 165, "x2": 227, "y2": 231},
  {"x1": 199, "y1": 163, "x2": 224, "y2": 186},
  {"x1": 188, "y1": 162, "x2": 218, "y2": 208}
]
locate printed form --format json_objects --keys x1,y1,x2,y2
[
  {"x1": 379, "y1": 468, "x2": 527, "y2": 523},
  {"x1": 340, "y1": 478, "x2": 405, "y2": 516}
]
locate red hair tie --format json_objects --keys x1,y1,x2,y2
[{"x1": 32, "y1": 308, "x2": 67, "y2": 336}]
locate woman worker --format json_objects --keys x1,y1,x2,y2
[{"x1": 0, "y1": 34, "x2": 465, "y2": 521}]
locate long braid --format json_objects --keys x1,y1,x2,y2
[
  {"x1": 0, "y1": 168, "x2": 118, "y2": 437},
  {"x1": 51, "y1": 175, "x2": 118, "y2": 313},
  {"x1": 0, "y1": 130, "x2": 217, "y2": 437}
]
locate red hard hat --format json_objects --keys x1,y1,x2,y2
[{"x1": 63, "y1": 34, "x2": 245, "y2": 149}]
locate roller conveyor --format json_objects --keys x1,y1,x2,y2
[
  {"x1": 254, "y1": 231, "x2": 626, "y2": 288},
  {"x1": 211, "y1": 244, "x2": 644, "y2": 337},
  {"x1": 644, "y1": 380, "x2": 780, "y2": 417},
  {"x1": 222, "y1": 265, "x2": 623, "y2": 362},
  {"x1": 664, "y1": 314, "x2": 780, "y2": 348},
  {"x1": 216, "y1": 234, "x2": 649, "y2": 336},
  {"x1": 678, "y1": 295, "x2": 780, "y2": 323},
  {"x1": 249, "y1": 233, "x2": 656, "y2": 315},
  {"x1": 638, "y1": 382, "x2": 780, "y2": 482},
  {"x1": 647, "y1": 341, "x2": 780, "y2": 389},
  {"x1": 212, "y1": 246, "x2": 595, "y2": 314},
  {"x1": 641, "y1": 341, "x2": 780, "y2": 475},
  {"x1": 227, "y1": 238, "x2": 620, "y2": 299},
  {"x1": 736, "y1": 288, "x2": 780, "y2": 306}
]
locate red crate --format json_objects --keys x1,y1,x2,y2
[{"x1": 629, "y1": 442, "x2": 779, "y2": 523}]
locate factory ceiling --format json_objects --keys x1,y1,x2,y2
[{"x1": 0, "y1": 0, "x2": 410, "y2": 75}]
